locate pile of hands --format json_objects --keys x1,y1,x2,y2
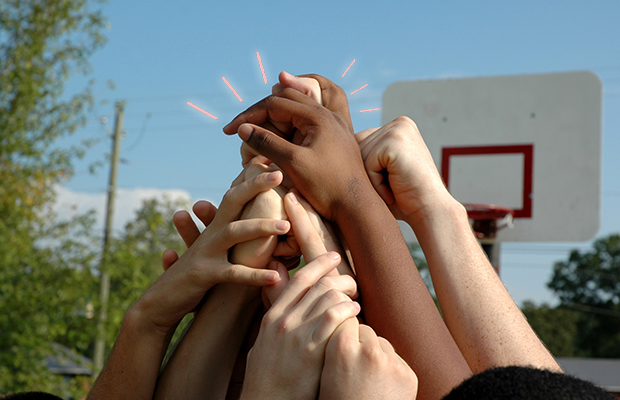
[{"x1": 120, "y1": 70, "x2": 451, "y2": 400}]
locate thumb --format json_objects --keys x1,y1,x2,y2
[{"x1": 238, "y1": 123, "x2": 299, "y2": 170}]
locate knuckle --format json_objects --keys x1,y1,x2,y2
[
  {"x1": 261, "y1": 310, "x2": 278, "y2": 328},
  {"x1": 275, "y1": 313, "x2": 296, "y2": 335},
  {"x1": 221, "y1": 265, "x2": 241, "y2": 282},
  {"x1": 301, "y1": 340, "x2": 318, "y2": 358},
  {"x1": 322, "y1": 304, "x2": 343, "y2": 323},
  {"x1": 378, "y1": 337, "x2": 395, "y2": 351},
  {"x1": 250, "y1": 132, "x2": 271, "y2": 155},
  {"x1": 361, "y1": 340, "x2": 383, "y2": 361},
  {"x1": 331, "y1": 331, "x2": 357, "y2": 354},
  {"x1": 289, "y1": 267, "x2": 314, "y2": 286},
  {"x1": 220, "y1": 222, "x2": 237, "y2": 239},
  {"x1": 221, "y1": 187, "x2": 239, "y2": 208},
  {"x1": 316, "y1": 276, "x2": 335, "y2": 290},
  {"x1": 394, "y1": 115, "x2": 419, "y2": 132}
]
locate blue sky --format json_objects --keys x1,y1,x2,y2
[{"x1": 59, "y1": 0, "x2": 620, "y2": 306}]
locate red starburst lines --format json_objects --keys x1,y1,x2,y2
[{"x1": 186, "y1": 102, "x2": 218, "y2": 120}]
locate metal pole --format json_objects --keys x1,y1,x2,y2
[{"x1": 94, "y1": 100, "x2": 125, "y2": 374}]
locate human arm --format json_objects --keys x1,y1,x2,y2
[
  {"x1": 87, "y1": 171, "x2": 288, "y2": 400},
  {"x1": 356, "y1": 116, "x2": 561, "y2": 373},
  {"x1": 237, "y1": 189, "x2": 359, "y2": 400},
  {"x1": 223, "y1": 76, "x2": 472, "y2": 400},
  {"x1": 154, "y1": 200, "x2": 265, "y2": 400}
]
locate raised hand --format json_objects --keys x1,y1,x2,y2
[
  {"x1": 134, "y1": 170, "x2": 288, "y2": 334},
  {"x1": 240, "y1": 253, "x2": 359, "y2": 400},
  {"x1": 319, "y1": 318, "x2": 419, "y2": 400},
  {"x1": 223, "y1": 75, "x2": 370, "y2": 221},
  {"x1": 357, "y1": 116, "x2": 451, "y2": 223}
]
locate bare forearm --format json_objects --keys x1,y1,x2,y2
[
  {"x1": 154, "y1": 284, "x2": 262, "y2": 400},
  {"x1": 335, "y1": 190, "x2": 471, "y2": 400},
  {"x1": 88, "y1": 308, "x2": 171, "y2": 400},
  {"x1": 407, "y1": 196, "x2": 561, "y2": 373}
]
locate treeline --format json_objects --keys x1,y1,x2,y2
[{"x1": 522, "y1": 234, "x2": 620, "y2": 358}]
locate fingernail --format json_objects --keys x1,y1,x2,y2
[
  {"x1": 275, "y1": 220, "x2": 289, "y2": 231},
  {"x1": 328, "y1": 252, "x2": 340, "y2": 260},
  {"x1": 238, "y1": 124, "x2": 253, "y2": 141},
  {"x1": 266, "y1": 271, "x2": 280, "y2": 283},
  {"x1": 267, "y1": 171, "x2": 280, "y2": 181},
  {"x1": 288, "y1": 192, "x2": 299, "y2": 204}
]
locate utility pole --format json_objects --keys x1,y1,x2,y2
[{"x1": 94, "y1": 100, "x2": 125, "y2": 374}]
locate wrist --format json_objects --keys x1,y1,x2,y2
[
  {"x1": 332, "y1": 177, "x2": 386, "y2": 224},
  {"x1": 125, "y1": 301, "x2": 176, "y2": 340},
  {"x1": 404, "y1": 191, "x2": 466, "y2": 231}
]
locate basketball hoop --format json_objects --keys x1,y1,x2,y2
[
  {"x1": 464, "y1": 204, "x2": 515, "y2": 275},
  {"x1": 464, "y1": 203, "x2": 515, "y2": 240}
]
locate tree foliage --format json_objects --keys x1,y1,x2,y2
[
  {"x1": 524, "y1": 234, "x2": 620, "y2": 358},
  {"x1": 103, "y1": 198, "x2": 188, "y2": 350},
  {"x1": 546, "y1": 234, "x2": 620, "y2": 357},
  {"x1": 0, "y1": 0, "x2": 107, "y2": 394},
  {"x1": 0, "y1": 212, "x2": 100, "y2": 396},
  {"x1": 521, "y1": 301, "x2": 581, "y2": 357},
  {"x1": 0, "y1": 0, "x2": 107, "y2": 222}
]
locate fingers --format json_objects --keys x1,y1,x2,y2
[
  {"x1": 223, "y1": 89, "x2": 320, "y2": 137},
  {"x1": 173, "y1": 210, "x2": 202, "y2": 248},
  {"x1": 235, "y1": 123, "x2": 302, "y2": 170},
  {"x1": 161, "y1": 249, "x2": 179, "y2": 271},
  {"x1": 270, "y1": 252, "x2": 341, "y2": 314},
  {"x1": 214, "y1": 262, "x2": 281, "y2": 287},
  {"x1": 311, "y1": 299, "x2": 360, "y2": 345},
  {"x1": 355, "y1": 126, "x2": 381, "y2": 144},
  {"x1": 214, "y1": 170, "x2": 284, "y2": 225},
  {"x1": 240, "y1": 142, "x2": 261, "y2": 166},
  {"x1": 329, "y1": 316, "x2": 361, "y2": 346},
  {"x1": 357, "y1": 128, "x2": 397, "y2": 205},
  {"x1": 263, "y1": 260, "x2": 291, "y2": 306},
  {"x1": 299, "y1": 274, "x2": 359, "y2": 317},
  {"x1": 297, "y1": 74, "x2": 353, "y2": 132},
  {"x1": 284, "y1": 191, "x2": 328, "y2": 263},
  {"x1": 213, "y1": 218, "x2": 290, "y2": 250},
  {"x1": 272, "y1": 230, "x2": 301, "y2": 258},
  {"x1": 274, "y1": 71, "x2": 322, "y2": 104},
  {"x1": 377, "y1": 336, "x2": 397, "y2": 354},
  {"x1": 192, "y1": 200, "x2": 217, "y2": 227},
  {"x1": 358, "y1": 323, "x2": 380, "y2": 344}
]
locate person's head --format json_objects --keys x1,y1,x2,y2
[{"x1": 443, "y1": 366, "x2": 615, "y2": 400}]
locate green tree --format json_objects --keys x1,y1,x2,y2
[
  {"x1": 0, "y1": 0, "x2": 107, "y2": 394},
  {"x1": 103, "y1": 197, "x2": 189, "y2": 351},
  {"x1": 0, "y1": 211, "x2": 100, "y2": 396},
  {"x1": 521, "y1": 302, "x2": 581, "y2": 357},
  {"x1": 547, "y1": 234, "x2": 620, "y2": 357}
]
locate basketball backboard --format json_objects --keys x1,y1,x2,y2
[{"x1": 383, "y1": 71, "x2": 602, "y2": 242}]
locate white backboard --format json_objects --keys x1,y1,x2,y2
[{"x1": 383, "y1": 71, "x2": 602, "y2": 242}]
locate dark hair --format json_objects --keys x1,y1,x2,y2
[
  {"x1": 443, "y1": 366, "x2": 615, "y2": 400},
  {"x1": 0, "y1": 393, "x2": 63, "y2": 400}
]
